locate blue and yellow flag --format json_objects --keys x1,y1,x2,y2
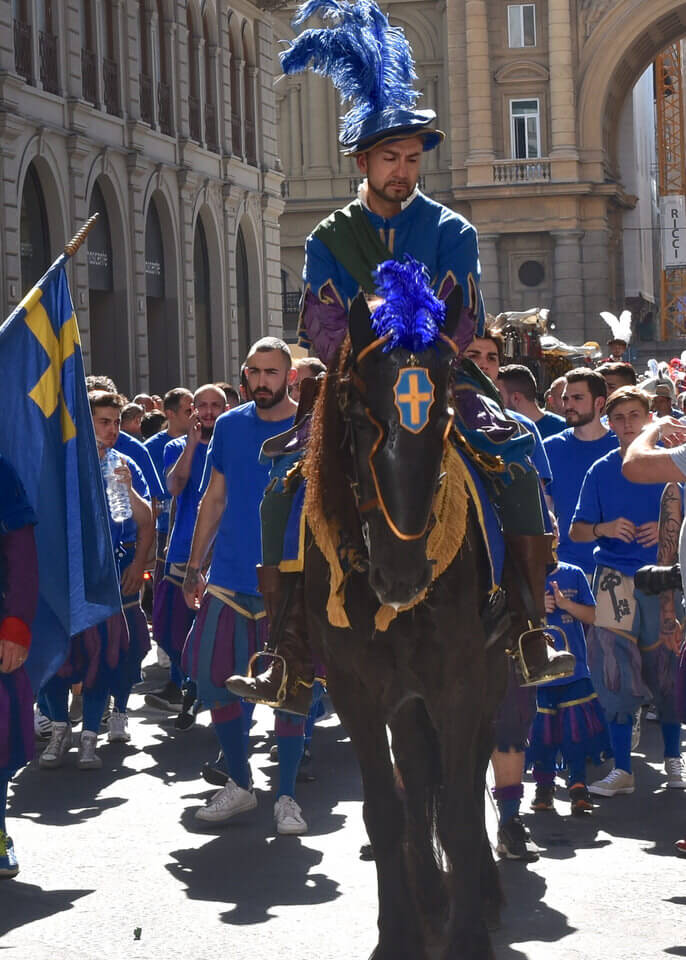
[{"x1": 0, "y1": 254, "x2": 121, "y2": 690}]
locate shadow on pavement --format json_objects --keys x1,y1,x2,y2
[
  {"x1": 493, "y1": 866, "x2": 575, "y2": 957},
  {"x1": 9, "y1": 741, "x2": 135, "y2": 827},
  {"x1": 166, "y1": 828, "x2": 340, "y2": 925},
  {"x1": 0, "y1": 881, "x2": 93, "y2": 937}
]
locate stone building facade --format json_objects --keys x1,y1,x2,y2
[
  {"x1": 274, "y1": 0, "x2": 686, "y2": 350},
  {"x1": 1, "y1": 0, "x2": 284, "y2": 396}
]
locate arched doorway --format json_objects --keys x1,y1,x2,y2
[
  {"x1": 87, "y1": 178, "x2": 133, "y2": 392},
  {"x1": 145, "y1": 195, "x2": 179, "y2": 393},
  {"x1": 236, "y1": 223, "x2": 251, "y2": 363},
  {"x1": 194, "y1": 217, "x2": 212, "y2": 382},
  {"x1": 20, "y1": 163, "x2": 50, "y2": 291}
]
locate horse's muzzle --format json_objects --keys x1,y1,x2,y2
[{"x1": 368, "y1": 560, "x2": 433, "y2": 608}]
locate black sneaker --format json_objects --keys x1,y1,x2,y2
[
  {"x1": 174, "y1": 685, "x2": 199, "y2": 731},
  {"x1": 496, "y1": 816, "x2": 540, "y2": 862},
  {"x1": 569, "y1": 783, "x2": 593, "y2": 816},
  {"x1": 531, "y1": 783, "x2": 554, "y2": 812},
  {"x1": 144, "y1": 681, "x2": 183, "y2": 712},
  {"x1": 201, "y1": 752, "x2": 229, "y2": 787}
]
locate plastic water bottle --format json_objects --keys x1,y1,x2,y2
[{"x1": 101, "y1": 449, "x2": 132, "y2": 523}]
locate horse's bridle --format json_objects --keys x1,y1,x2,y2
[{"x1": 340, "y1": 334, "x2": 458, "y2": 543}]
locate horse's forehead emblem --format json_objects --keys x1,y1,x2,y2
[{"x1": 393, "y1": 367, "x2": 435, "y2": 434}]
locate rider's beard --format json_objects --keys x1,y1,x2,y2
[{"x1": 367, "y1": 174, "x2": 414, "y2": 206}]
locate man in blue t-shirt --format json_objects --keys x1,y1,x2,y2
[
  {"x1": 144, "y1": 388, "x2": 193, "y2": 571},
  {"x1": 146, "y1": 385, "x2": 226, "y2": 712},
  {"x1": 570, "y1": 385, "x2": 684, "y2": 796},
  {"x1": 497, "y1": 364, "x2": 566, "y2": 441},
  {"x1": 544, "y1": 368, "x2": 618, "y2": 576},
  {"x1": 182, "y1": 338, "x2": 312, "y2": 836}
]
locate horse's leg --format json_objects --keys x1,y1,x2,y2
[
  {"x1": 327, "y1": 670, "x2": 428, "y2": 960},
  {"x1": 428, "y1": 695, "x2": 495, "y2": 960},
  {"x1": 474, "y1": 719, "x2": 504, "y2": 928},
  {"x1": 388, "y1": 698, "x2": 448, "y2": 933}
]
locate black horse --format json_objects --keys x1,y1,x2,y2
[{"x1": 302, "y1": 288, "x2": 508, "y2": 960}]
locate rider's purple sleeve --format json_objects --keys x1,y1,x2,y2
[{"x1": 300, "y1": 287, "x2": 349, "y2": 366}]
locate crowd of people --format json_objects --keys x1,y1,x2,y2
[{"x1": 2, "y1": 325, "x2": 686, "y2": 886}]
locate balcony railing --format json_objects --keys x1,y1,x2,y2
[
  {"x1": 140, "y1": 73, "x2": 153, "y2": 124},
  {"x1": 39, "y1": 30, "x2": 58, "y2": 94},
  {"x1": 245, "y1": 119, "x2": 257, "y2": 166},
  {"x1": 81, "y1": 48, "x2": 96, "y2": 105},
  {"x1": 231, "y1": 113, "x2": 242, "y2": 156},
  {"x1": 14, "y1": 18, "x2": 32, "y2": 84},
  {"x1": 158, "y1": 81, "x2": 173, "y2": 136},
  {"x1": 492, "y1": 158, "x2": 551, "y2": 184},
  {"x1": 103, "y1": 57, "x2": 120, "y2": 116},
  {"x1": 189, "y1": 94, "x2": 201, "y2": 143},
  {"x1": 205, "y1": 101, "x2": 218, "y2": 152}
]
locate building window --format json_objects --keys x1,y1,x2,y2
[
  {"x1": 510, "y1": 99, "x2": 540, "y2": 159},
  {"x1": 508, "y1": 4, "x2": 536, "y2": 48}
]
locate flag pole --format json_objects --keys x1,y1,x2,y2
[{"x1": 64, "y1": 213, "x2": 99, "y2": 260}]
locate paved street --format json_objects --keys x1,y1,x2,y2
[{"x1": 3, "y1": 663, "x2": 686, "y2": 960}]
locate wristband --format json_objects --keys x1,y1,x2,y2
[{"x1": 0, "y1": 616, "x2": 31, "y2": 649}]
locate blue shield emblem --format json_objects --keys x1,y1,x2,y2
[{"x1": 393, "y1": 367, "x2": 435, "y2": 434}]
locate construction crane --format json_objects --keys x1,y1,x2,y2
[{"x1": 656, "y1": 43, "x2": 686, "y2": 338}]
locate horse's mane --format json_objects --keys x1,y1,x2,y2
[{"x1": 303, "y1": 337, "x2": 362, "y2": 542}]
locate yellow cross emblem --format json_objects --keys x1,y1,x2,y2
[
  {"x1": 23, "y1": 285, "x2": 79, "y2": 442},
  {"x1": 393, "y1": 367, "x2": 435, "y2": 433}
]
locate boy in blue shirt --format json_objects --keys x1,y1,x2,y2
[
  {"x1": 529, "y1": 561, "x2": 610, "y2": 815},
  {"x1": 570, "y1": 386, "x2": 684, "y2": 796}
]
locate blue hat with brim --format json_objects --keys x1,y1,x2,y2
[
  {"x1": 281, "y1": 1, "x2": 442, "y2": 160},
  {"x1": 342, "y1": 108, "x2": 445, "y2": 155}
]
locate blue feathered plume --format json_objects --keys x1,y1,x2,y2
[
  {"x1": 371, "y1": 257, "x2": 446, "y2": 353},
  {"x1": 281, "y1": 0, "x2": 418, "y2": 146}
]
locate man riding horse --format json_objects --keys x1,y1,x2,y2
[{"x1": 225, "y1": 0, "x2": 573, "y2": 712}]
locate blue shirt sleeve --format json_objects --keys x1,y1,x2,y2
[
  {"x1": 574, "y1": 566, "x2": 595, "y2": 606},
  {"x1": 163, "y1": 438, "x2": 185, "y2": 473},
  {"x1": 571, "y1": 465, "x2": 602, "y2": 527},
  {"x1": 436, "y1": 215, "x2": 485, "y2": 328},
  {"x1": 125, "y1": 456, "x2": 150, "y2": 501},
  {"x1": 207, "y1": 418, "x2": 226, "y2": 476},
  {"x1": 115, "y1": 432, "x2": 165, "y2": 499}
]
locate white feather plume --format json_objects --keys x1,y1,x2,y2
[{"x1": 600, "y1": 310, "x2": 632, "y2": 343}]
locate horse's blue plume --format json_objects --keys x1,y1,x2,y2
[
  {"x1": 371, "y1": 257, "x2": 446, "y2": 353},
  {"x1": 281, "y1": 0, "x2": 418, "y2": 146}
]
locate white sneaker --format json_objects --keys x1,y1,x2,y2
[
  {"x1": 77, "y1": 731, "x2": 102, "y2": 769},
  {"x1": 588, "y1": 768, "x2": 635, "y2": 797},
  {"x1": 195, "y1": 778, "x2": 257, "y2": 822},
  {"x1": 665, "y1": 757, "x2": 686, "y2": 789},
  {"x1": 107, "y1": 710, "x2": 131, "y2": 743},
  {"x1": 39, "y1": 722, "x2": 72, "y2": 768},
  {"x1": 274, "y1": 795, "x2": 308, "y2": 835}
]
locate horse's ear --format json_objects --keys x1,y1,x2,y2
[
  {"x1": 441, "y1": 285, "x2": 463, "y2": 343},
  {"x1": 349, "y1": 292, "x2": 376, "y2": 357}
]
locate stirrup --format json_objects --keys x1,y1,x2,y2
[
  {"x1": 243, "y1": 651, "x2": 314, "y2": 709},
  {"x1": 507, "y1": 623, "x2": 575, "y2": 687}
]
